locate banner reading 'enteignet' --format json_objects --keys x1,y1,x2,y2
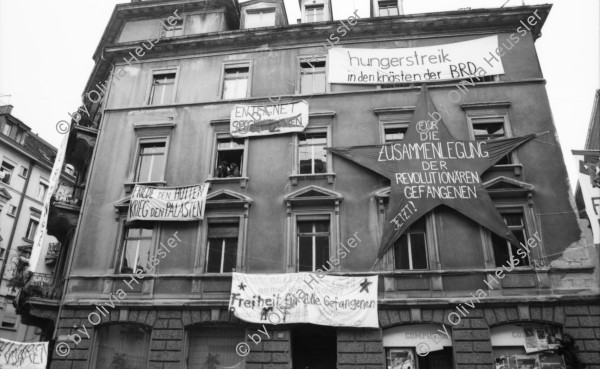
[
  {"x1": 328, "y1": 36, "x2": 504, "y2": 84},
  {"x1": 128, "y1": 184, "x2": 209, "y2": 221}
]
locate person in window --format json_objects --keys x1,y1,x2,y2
[
  {"x1": 228, "y1": 162, "x2": 240, "y2": 177},
  {"x1": 216, "y1": 161, "x2": 230, "y2": 178}
]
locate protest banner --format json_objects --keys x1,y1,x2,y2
[
  {"x1": 230, "y1": 100, "x2": 309, "y2": 138},
  {"x1": 128, "y1": 184, "x2": 209, "y2": 221},
  {"x1": 0, "y1": 339, "x2": 48, "y2": 369}
]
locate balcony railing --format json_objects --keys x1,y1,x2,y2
[
  {"x1": 22, "y1": 273, "x2": 64, "y2": 300},
  {"x1": 45, "y1": 243, "x2": 61, "y2": 266}
]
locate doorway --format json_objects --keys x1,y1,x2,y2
[{"x1": 291, "y1": 325, "x2": 337, "y2": 369}]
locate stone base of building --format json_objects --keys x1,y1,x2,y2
[{"x1": 49, "y1": 299, "x2": 600, "y2": 369}]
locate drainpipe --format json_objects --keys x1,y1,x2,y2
[{"x1": 0, "y1": 158, "x2": 35, "y2": 291}]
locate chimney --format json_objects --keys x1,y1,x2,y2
[{"x1": 0, "y1": 105, "x2": 13, "y2": 115}]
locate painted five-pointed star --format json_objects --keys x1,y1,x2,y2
[
  {"x1": 328, "y1": 85, "x2": 536, "y2": 263},
  {"x1": 360, "y1": 278, "x2": 372, "y2": 293}
]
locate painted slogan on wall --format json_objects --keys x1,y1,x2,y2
[
  {"x1": 230, "y1": 100, "x2": 309, "y2": 138},
  {"x1": 328, "y1": 85, "x2": 537, "y2": 265},
  {"x1": 0, "y1": 339, "x2": 48, "y2": 369},
  {"x1": 128, "y1": 184, "x2": 209, "y2": 221},
  {"x1": 328, "y1": 36, "x2": 504, "y2": 84},
  {"x1": 229, "y1": 273, "x2": 378, "y2": 328}
]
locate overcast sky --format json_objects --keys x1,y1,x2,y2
[{"x1": 0, "y1": 0, "x2": 598, "y2": 190}]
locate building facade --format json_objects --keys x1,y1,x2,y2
[
  {"x1": 0, "y1": 105, "x2": 75, "y2": 342},
  {"x1": 16, "y1": 1, "x2": 600, "y2": 368}
]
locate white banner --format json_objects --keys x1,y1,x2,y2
[
  {"x1": 230, "y1": 101, "x2": 309, "y2": 138},
  {"x1": 328, "y1": 36, "x2": 505, "y2": 84},
  {"x1": 28, "y1": 132, "x2": 69, "y2": 272},
  {"x1": 578, "y1": 160, "x2": 600, "y2": 244},
  {"x1": 0, "y1": 339, "x2": 48, "y2": 369},
  {"x1": 128, "y1": 184, "x2": 209, "y2": 221},
  {"x1": 229, "y1": 273, "x2": 378, "y2": 328}
]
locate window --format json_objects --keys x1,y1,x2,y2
[
  {"x1": 297, "y1": 218, "x2": 330, "y2": 272},
  {"x1": 0, "y1": 247, "x2": 5, "y2": 259},
  {"x1": 305, "y1": 5, "x2": 325, "y2": 22},
  {"x1": 393, "y1": 218, "x2": 428, "y2": 270},
  {"x1": 1, "y1": 301, "x2": 17, "y2": 329},
  {"x1": 492, "y1": 209, "x2": 530, "y2": 267},
  {"x1": 215, "y1": 138, "x2": 244, "y2": 178},
  {"x1": 19, "y1": 166, "x2": 28, "y2": 178},
  {"x1": 245, "y1": 8, "x2": 276, "y2": 28},
  {"x1": 206, "y1": 219, "x2": 239, "y2": 273},
  {"x1": 298, "y1": 132, "x2": 327, "y2": 174},
  {"x1": 471, "y1": 117, "x2": 512, "y2": 164},
  {"x1": 25, "y1": 218, "x2": 39, "y2": 240},
  {"x1": 379, "y1": 1, "x2": 399, "y2": 16},
  {"x1": 222, "y1": 66, "x2": 249, "y2": 99},
  {"x1": 0, "y1": 161, "x2": 14, "y2": 184},
  {"x1": 118, "y1": 227, "x2": 153, "y2": 274},
  {"x1": 135, "y1": 141, "x2": 166, "y2": 182},
  {"x1": 7, "y1": 205, "x2": 17, "y2": 217},
  {"x1": 1, "y1": 122, "x2": 12, "y2": 136},
  {"x1": 148, "y1": 71, "x2": 176, "y2": 105},
  {"x1": 491, "y1": 324, "x2": 565, "y2": 368},
  {"x1": 384, "y1": 125, "x2": 408, "y2": 143},
  {"x1": 185, "y1": 327, "x2": 245, "y2": 368},
  {"x1": 91, "y1": 324, "x2": 150, "y2": 369},
  {"x1": 64, "y1": 164, "x2": 77, "y2": 176},
  {"x1": 37, "y1": 182, "x2": 48, "y2": 201},
  {"x1": 163, "y1": 18, "x2": 184, "y2": 37},
  {"x1": 300, "y1": 59, "x2": 326, "y2": 94}
]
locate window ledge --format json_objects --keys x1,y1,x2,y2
[
  {"x1": 22, "y1": 237, "x2": 34, "y2": 244},
  {"x1": 207, "y1": 177, "x2": 249, "y2": 188},
  {"x1": 290, "y1": 173, "x2": 335, "y2": 186},
  {"x1": 124, "y1": 181, "x2": 167, "y2": 193},
  {"x1": 487, "y1": 163, "x2": 523, "y2": 176}
]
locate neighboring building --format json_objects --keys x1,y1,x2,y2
[
  {"x1": 15, "y1": 1, "x2": 600, "y2": 368},
  {"x1": 0, "y1": 104, "x2": 75, "y2": 342},
  {"x1": 574, "y1": 89, "x2": 600, "y2": 285}
]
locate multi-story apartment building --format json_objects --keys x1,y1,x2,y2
[
  {"x1": 0, "y1": 104, "x2": 75, "y2": 342},
  {"x1": 16, "y1": 0, "x2": 600, "y2": 368}
]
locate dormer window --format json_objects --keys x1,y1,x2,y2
[
  {"x1": 305, "y1": 4, "x2": 325, "y2": 22},
  {"x1": 245, "y1": 8, "x2": 276, "y2": 28},
  {"x1": 378, "y1": 1, "x2": 399, "y2": 16}
]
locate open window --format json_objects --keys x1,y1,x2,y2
[{"x1": 0, "y1": 161, "x2": 14, "y2": 185}]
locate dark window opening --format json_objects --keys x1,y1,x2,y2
[
  {"x1": 206, "y1": 220, "x2": 239, "y2": 273},
  {"x1": 215, "y1": 138, "x2": 244, "y2": 178},
  {"x1": 492, "y1": 210, "x2": 530, "y2": 267},
  {"x1": 298, "y1": 219, "x2": 330, "y2": 272},
  {"x1": 1, "y1": 161, "x2": 14, "y2": 184},
  {"x1": 393, "y1": 217, "x2": 428, "y2": 270},
  {"x1": 292, "y1": 325, "x2": 336, "y2": 369},
  {"x1": 473, "y1": 120, "x2": 512, "y2": 164},
  {"x1": 384, "y1": 126, "x2": 408, "y2": 143}
]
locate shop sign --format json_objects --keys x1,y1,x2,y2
[
  {"x1": 383, "y1": 324, "x2": 452, "y2": 353},
  {"x1": 0, "y1": 339, "x2": 48, "y2": 369}
]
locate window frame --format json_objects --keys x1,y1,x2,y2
[
  {"x1": 467, "y1": 114, "x2": 519, "y2": 166},
  {"x1": 7, "y1": 204, "x2": 17, "y2": 217},
  {"x1": 219, "y1": 61, "x2": 253, "y2": 100},
  {"x1": 392, "y1": 219, "x2": 429, "y2": 271},
  {"x1": 1, "y1": 121, "x2": 13, "y2": 137},
  {"x1": 488, "y1": 205, "x2": 534, "y2": 268},
  {"x1": 290, "y1": 212, "x2": 337, "y2": 273},
  {"x1": 297, "y1": 215, "x2": 331, "y2": 272},
  {"x1": 112, "y1": 219, "x2": 158, "y2": 276},
  {"x1": 37, "y1": 180, "x2": 49, "y2": 202},
  {"x1": 18, "y1": 166, "x2": 28, "y2": 178},
  {"x1": 380, "y1": 122, "x2": 410, "y2": 144},
  {"x1": 297, "y1": 56, "x2": 328, "y2": 95},
  {"x1": 209, "y1": 121, "x2": 250, "y2": 187},
  {"x1": 305, "y1": 4, "x2": 325, "y2": 22},
  {"x1": 162, "y1": 16, "x2": 185, "y2": 38},
  {"x1": 183, "y1": 325, "x2": 247, "y2": 369},
  {"x1": 25, "y1": 217, "x2": 39, "y2": 241},
  {"x1": 145, "y1": 67, "x2": 180, "y2": 106},
  {"x1": 89, "y1": 323, "x2": 151, "y2": 369},
  {"x1": 0, "y1": 160, "x2": 15, "y2": 185},
  {"x1": 204, "y1": 218, "x2": 241, "y2": 274},
  {"x1": 133, "y1": 139, "x2": 168, "y2": 183},
  {"x1": 199, "y1": 215, "x2": 245, "y2": 275},
  {"x1": 378, "y1": 1, "x2": 400, "y2": 16},
  {"x1": 244, "y1": 7, "x2": 277, "y2": 28},
  {"x1": 292, "y1": 125, "x2": 333, "y2": 177}
]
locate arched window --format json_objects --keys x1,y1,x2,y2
[
  {"x1": 185, "y1": 326, "x2": 246, "y2": 368},
  {"x1": 90, "y1": 324, "x2": 150, "y2": 369},
  {"x1": 491, "y1": 323, "x2": 566, "y2": 368}
]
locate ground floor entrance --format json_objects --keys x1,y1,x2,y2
[{"x1": 292, "y1": 325, "x2": 337, "y2": 369}]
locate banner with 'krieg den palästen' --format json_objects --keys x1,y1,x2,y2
[
  {"x1": 328, "y1": 35, "x2": 505, "y2": 84},
  {"x1": 230, "y1": 100, "x2": 309, "y2": 138},
  {"x1": 128, "y1": 184, "x2": 209, "y2": 221},
  {"x1": 229, "y1": 273, "x2": 378, "y2": 328}
]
